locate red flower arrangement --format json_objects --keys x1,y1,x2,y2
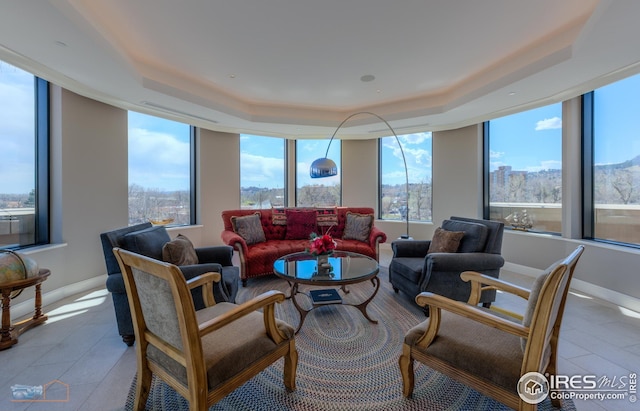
[{"x1": 307, "y1": 232, "x2": 337, "y2": 256}]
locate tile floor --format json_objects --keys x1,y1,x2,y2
[{"x1": 0, "y1": 249, "x2": 638, "y2": 410}]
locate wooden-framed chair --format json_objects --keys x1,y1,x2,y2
[
  {"x1": 113, "y1": 248, "x2": 297, "y2": 411},
  {"x1": 399, "y1": 245, "x2": 584, "y2": 411}
]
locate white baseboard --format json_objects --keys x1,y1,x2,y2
[
  {"x1": 10, "y1": 274, "x2": 107, "y2": 321},
  {"x1": 503, "y1": 262, "x2": 640, "y2": 313}
]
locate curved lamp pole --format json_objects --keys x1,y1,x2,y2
[{"x1": 310, "y1": 111, "x2": 411, "y2": 239}]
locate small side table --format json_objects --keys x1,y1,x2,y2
[{"x1": 0, "y1": 268, "x2": 50, "y2": 350}]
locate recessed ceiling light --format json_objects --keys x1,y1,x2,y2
[
  {"x1": 508, "y1": 91, "x2": 516, "y2": 96},
  {"x1": 229, "y1": 74, "x2": 236, "y2": 79},
  {"x1": 54, "y1": 41, "x2": 67, "y2": 47},
  {"x1": 360, "y1": 74, "x2": 375, "y2": 82}
]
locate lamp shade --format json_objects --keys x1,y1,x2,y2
[{"x1": 310, "y1": 157, "x2": 338, "y2": 178}]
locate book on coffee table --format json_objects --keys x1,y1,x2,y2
[{"x1": 309, "y1": 289, "x2": 342, "y2": 305}]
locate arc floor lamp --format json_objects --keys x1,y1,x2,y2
[{"x1": 310, "y1": 111, "x2": 411, "y2": 239}]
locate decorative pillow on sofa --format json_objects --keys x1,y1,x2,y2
[
  {"x1": 231, "y1": 212, "x2": 266, "y2": 245},
  {"x1": 427, "y1": 227, "x2": 465, "y2": 253},
  {"x1": 285, "y1": 209, "x2": 317, "y2": 240},
  {"x1": 343, "y1": 212, "x2": 373, "y2": 242},
  {"x1": 316, "y1": 207, "x2": 338, "y2": 227},
  {"x1": 162, "y1": 234, "x2": 199, "y2": 265},
  {"x1": 272, "y1": 207, "x2": 287, "y2": 225}
]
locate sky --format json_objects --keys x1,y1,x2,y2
[
  {"x1": 380, "y1": 133, "x2": 432, "y2": 186},
  {"x1": 128, "y1": 111, "x2": 191, "y2": 191},
  {"x1": 0, "y1": 62, "x2": 35, "y2": 194},
  {"x1": 489, "y1": 103, "x2": 563, "y2": 173},
  {"x1": 240, "y1": 132, "x2": 433, "y2": 189},
  {"x1": 2, "y1": 60, "x2": 640, "y2": 195}
]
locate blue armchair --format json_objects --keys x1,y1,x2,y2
[
  {"x1": 100, "y1": 223, "x2": 240, "y2": 345},
  {"x1": 389, "y1": 216, "x2": 504, "y2": 313}
]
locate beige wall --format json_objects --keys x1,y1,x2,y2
[
  {"x1": 17, "y1": 87, "x2": 128, "y2": 308},
  {"x1": 13, "y1": 87, "x2": 640, "y2": 317},
  {"x1": 432, "y1": 124, "x2": 484, "y2": 224},
  {"x1": 197, "y1": 129, "x2": 240, "y2": 246},
  {"x1": 341, "y1": 139, "x2": 378, "y2": 209}
]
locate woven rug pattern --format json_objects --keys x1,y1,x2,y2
[{"x1": 125, "y1": 271, "x2": 576, "y2": 411}]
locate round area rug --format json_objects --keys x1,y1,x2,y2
[{"x1": 125, "y1": 272, "x2": 576, "y2": 411}]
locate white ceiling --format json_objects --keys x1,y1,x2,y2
[{"x1": 2, "y1": 0, "x2": 640, "y2": 139}]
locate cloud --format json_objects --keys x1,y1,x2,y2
[
  {"x1": 382, "y1": 134, "x2": 432, "y2": 184},
  {"x1": 490, "y1": 150, "x2": 505, "y2": 159},
  {"x1": 241, "y1": 153, "x2": 285, "y2": 186},
  {"x1": 400, "y1": 132, "x2": 431, "y2": 145},
  {"x1": 0, "y1": 64, "x2": 37, "y2": 193},
  {"x1": 535, "y1": 117, "x2": 562, "y2": 131},
  {"x1": 524, "y1": 160, "x2": 562, "y2": 172},
  {"x1": 128, "y1": 128, "x2": 190, "y2": 190}
]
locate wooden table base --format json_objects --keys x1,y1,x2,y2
[{"x1": 0, "y1": 269, "x2": 50, "y2": 350}]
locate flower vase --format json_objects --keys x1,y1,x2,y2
[{"x1": 317, "y1": 254, "x2": 332, "y2": 275}]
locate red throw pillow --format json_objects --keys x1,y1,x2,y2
[{"x1": 285, "y1": 209, "x2": 317, "y2": 240}]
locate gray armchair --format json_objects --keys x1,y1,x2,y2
[
  {"x1": 389, "y1": 217, "x2": 504, "y2": 312},
  {"x1": 100, "y1": 223, "x2": 240, "y2": 345}
]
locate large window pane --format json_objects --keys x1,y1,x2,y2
[
  {"x1": 488, "y1": 103, "x2": 562, "y2": 232},
  {"x1": 296, "y1": 139, "x2": 341, "y2": 207},
  {"x1": 592, "y1": 74, "x2": 640, "y2": 244},
  {"x1": 240, "y1": 134, "x2": 285, "y2": 209},
  {"x1": 128, "y1": 112, "x2": 192, "y2": 226},
  {"x1": 380, "y1": 132, "x2": 432, "y2": 222},
  {"x1": 0, "y1": 61, "x2": 48, "y2": 248}
]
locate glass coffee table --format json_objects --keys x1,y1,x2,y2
[{"x1": 273, "y1": 251, "x2": 380, "y2": 333}]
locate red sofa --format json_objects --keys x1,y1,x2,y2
[{"x1": 221, "y1": 207, "x2": 387, "y2": 286}]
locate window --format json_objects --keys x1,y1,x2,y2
[
  {"x1": 296, "y1": 139, "x2": 341, "y2": 207},
  {"x1": 487, "y1": 103, "x2": 562, "y2": 233},
  {"x1": 587, "y1": 74, "x2": 640, "y2": 245},
  {"x1": 379, "y1": 132, "x2": 432, "y2": 222},
  {"x1": 240, "y1": 134, "x2": 286, "y2": 208},
  {"x1": 128, "y1": 112, "x2": 193, "y2": 226},
  {"x1": 0, "y1": 61, "x2": 49, "y2": 248}
]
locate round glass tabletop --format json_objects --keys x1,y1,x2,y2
[{"x1": 273, "y1": 251, "x2": 379, "y2": 286}]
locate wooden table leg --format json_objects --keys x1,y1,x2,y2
[
  {"x1": 33, "y1": 282, "x2": 44, "y2": 320},
  {"x1": 0, "y1": 270, "x2": 50, "y2": 350},
  {"x1": 13, "y1": 284, "x2": 48, "y2": 337},
  {"x1": 1, "y1": 288, "x2": 17, "y2": 350}
]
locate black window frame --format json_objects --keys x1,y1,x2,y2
[
  {"x1": 34, "y1": 77, "x2": 50, "y2": 246},
  {"x1": 582, "y1": 89, "x2": 640, "y2": 249}
]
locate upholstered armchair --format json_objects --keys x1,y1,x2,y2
[
  {"x1": 100, "y1": 222, "x2": 240, "y2": 345},
  {"x1": 389, "y1": 216, "x2": 505, "y2": 311},
  {"x1": 400, "y1": 246, "x2": 584, "y2": 411},
  {"x1": 113, "y1": 248, "x2": 297, "y2": 411}
]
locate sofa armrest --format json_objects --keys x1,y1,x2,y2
[
  {"x1": 196, "y1": 245, "x2": 234, "y2": 266},
  {"x1": 179, "y1": 263, "x2": 223, "y2": 280},
  {"x1": 391, "y1": 240, "x2": 431, "y2": 258},
  {"x1": 221, "y1": 230, "x2": 248, "y2": 255},
  {"x1": 105, "y1": 272, "x2": 126, "y2": 293},
  {"x1": 179, "y1": 263, "x2": 230, "y2": 306},
  {"x1": 368, "y1": 226, "x2": 387, "y2": 248},
  {"x1": 426, "y1": 252, "x2": 505, "y2": 273}
]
